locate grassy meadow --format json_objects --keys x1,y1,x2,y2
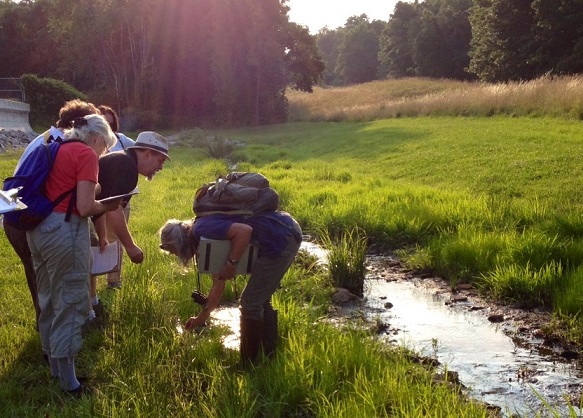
[
  {"x1": 227, "y1": 116, "x2": 583, "y2": 320},
  {"x1": 2, "y1": 76, "x2": 583, "y2": 416},
  {"x1": 287, "y1": 75, "x2": 583, "y2": 122},
  {"x1": 0, "y1": 147, "x2": 495, "y2": 417}
]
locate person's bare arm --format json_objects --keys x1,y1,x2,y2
[
  {"x1": 107, "y1": 206, "x2": 143, "y2": 263},
  {"x1": 76, "y1": 180, "x2": 119, "y2": 217},
  {"x1": 184, "y1": 279, "x2": 226, "y2": 330},
  {"x1": 92, "y1": 215, "x2": 109, "y2": 252},
  {"x1": 184, "y1": 222, "x2": 252, "y2": 330},
  {"x1": 216, "y1": 222, "x2": 253, "y2": 281}
]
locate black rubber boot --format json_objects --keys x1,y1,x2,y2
[
  {"x1": 240, "y1": 316, "x2": 264, "y2": 366},
  {"x1": 262, "y1": 308, "x2": 278, "y2": 359}
]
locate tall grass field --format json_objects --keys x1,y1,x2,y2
[{"x1": 2, "y1": 77, "x2": 583, "y2": 416}]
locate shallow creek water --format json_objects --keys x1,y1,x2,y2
[
  {"x1": 365, "y1": 275, "x2": 581, "y2": 416},
  {"x1": 202, "y1": 242, "x2": 583, "y2": 417}
]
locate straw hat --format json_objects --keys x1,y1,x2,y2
[{"x1": 128, "y1": 131, "x2": 171, "y2": 160}]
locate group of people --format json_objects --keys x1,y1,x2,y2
[
  {"x1": 3, "y1": 99, "x2": 170, "y2": 395},
  {"x1": 4, "y1": 98, "x2": 303, "y2": 397}
]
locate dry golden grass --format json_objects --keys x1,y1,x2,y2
[{"x1": 287, "y1": 76, "x2": 583, "y2": 122}]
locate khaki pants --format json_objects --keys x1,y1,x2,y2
[
  {"x1": 239, "y1": 218, "x2": 302, "y2": 320},
  {"x1": 27, "y1": 212, "x2": 90, "y2": 359}
]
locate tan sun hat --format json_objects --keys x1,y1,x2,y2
[{"x1": 128, "y1": 131, "x2": 171, "y2": 160}]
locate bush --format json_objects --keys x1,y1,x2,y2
[{"x1": 20, "y1": 74, "x2": 88, "y2": 128}]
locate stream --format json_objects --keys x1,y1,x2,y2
[
  {"x1": 363, "y1": 262, "x2": 582, "y2": 417},
  {"x1": 203, "y1": 242, "x2": 583, "y2": 417}
]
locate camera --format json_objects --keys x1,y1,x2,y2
[{"x1": 191, "y1": 290, "x2": 208, "y2": 306}]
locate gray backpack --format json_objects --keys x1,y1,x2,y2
[{"x1": 193, "y1": 172, "x2": 279, "y2": 217}]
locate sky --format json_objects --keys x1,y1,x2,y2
[{"x1": 286, "y1": 0, "x2": 402, "y2": 34}]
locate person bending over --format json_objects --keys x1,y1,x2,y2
[{"x1": 159, "y1": 211, "x2": 301, "y2": 364}]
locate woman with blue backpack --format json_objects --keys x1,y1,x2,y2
[
  {"x1": 25, "y1": 114, "x2": 120, "y2": 396},
  {"x1": 2, "y1": 100, "x2": 100, "y2": 330}
]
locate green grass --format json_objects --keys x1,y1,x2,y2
[
  {"x1": 320, "y1": 227, "x2": 368, "y2": 297},
  {"x1": 216, "y1": 116, "x2": 583, "y2": 340},
  {"x1": 3, "y1": 113, "x2": 583, "y2": 415}
]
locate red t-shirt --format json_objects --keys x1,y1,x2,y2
[{"x1": 45, "y1": 142, "x2": 99, "y2": 215}]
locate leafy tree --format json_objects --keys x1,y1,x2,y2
[
  {"x1": 316, "y1": 27, "x2": 341, "y2": 85},
  {"x1": 468, "y1": 0, "x2": 538, "y2": 82},
  {"x1": 100, "y1": 0, "x2": 159, "y2": 111},
  {"x1": 413, "y1": 0, "x2": 474, "y2": 79},
  {"x1": 0, "y1": 0, "x2": 62, "y2": 78},
  {"x1": 143, "y1": 0, "x2": 214, "y2": 125},
  {"x1": 50, "y1": 0, "x2": 111, "y2": 91},
  {"x1": 0, "y1": 0, "x2": 324, "y2": 127},
  {"x1": 378, "y1": 1, "x2": 419, "y2": 78},
  {"x1": 335, "y1": 14, "x2": 380, "y2": 84},
  {"x1": 242, "y1": 0, "x2": 289, "y2": 124},
  {"x1": 283, "y1": 22, "x2": 325, "y2": 93},
  {"x1": 0, "y1": 2, "x2": 27, "y2": 77},
  {"x1": 532, "y1": 0, "x2": 583, "y2": 75}
]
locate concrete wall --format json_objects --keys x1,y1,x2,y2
[{"x1": 0, "y1": 99, "x2": 34, "y2": 133}]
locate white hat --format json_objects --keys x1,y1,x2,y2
[{"x1": 128, "y1": 131, "x2": 171, "y2": 160}]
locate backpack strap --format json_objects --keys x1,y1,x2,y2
[
  {"x1": 50, "y1": 187, "x2": 77, "y2": 221},
  {"x1": 115, "y1": 133, "x2": 127, "y2": 151},
  {"x1": 195, "y1": 209, "x2": 254, "y2": 218},
  {"x1": 47, "y1": 140, "x2": 84, "y2": 222}
]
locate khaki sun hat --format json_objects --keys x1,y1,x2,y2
[{"x1": 128, "y1": 131, "x2": 171, "y2": 160}]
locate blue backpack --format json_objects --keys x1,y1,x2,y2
[{"x1": 2, "y1": 139, "x2": 80, "y2": 230}]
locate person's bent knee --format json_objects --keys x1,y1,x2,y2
[{"x1": 240, "y1": 305, "x2": 263, "y2": 321}]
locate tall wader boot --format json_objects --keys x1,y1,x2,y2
[
  {"x1": 262, "y1": 308, "x2": 278, "y2": 359},
  {"x1": 240, "y1": 315, "x2": 264, "y2": 366}
]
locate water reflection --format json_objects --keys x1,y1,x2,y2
[
  {"x1": 213, "y1": 307, "x2": 240, "y2": 350},
  {"x1": 365, "y1": 274, "x2": 582, "y2": 417}
]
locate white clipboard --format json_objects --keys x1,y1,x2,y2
[
  {"x1": 98, "y1": 188, "x2": 139, "y2": 204},
  {"x1": 196, "y1": 237, "x2": 256, "y2": 275},
  {"x1": 91, "y1": 241, "x2": 122, "y2": 275},
  {"x1": 0, "y1": 188, "x2": 27, "y2": 214}
]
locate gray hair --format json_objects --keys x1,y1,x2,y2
[
  {"x1": 159, "y1": 219, "x2": 196, "y2": 265},
  {"x1": 64, "y1": 114, "x2": 117, "y2": 149}
]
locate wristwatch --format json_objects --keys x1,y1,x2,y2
[{"x1": 227, "y1": 258, "x2": 239, "y2": 266}]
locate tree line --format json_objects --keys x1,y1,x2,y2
[
  {"x1": 1, "y1": 0, "x2": 582, "y2": 126},
  {"x1": 0, "y1": 0, "x2": 324, "y2": 127},
  {"x1": 318, "y1": 0, "x2": 583, "y2": 86}
]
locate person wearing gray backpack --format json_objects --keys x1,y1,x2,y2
[{"x1": 159, "y1": 209, "x2": 302, "y2": 365}]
